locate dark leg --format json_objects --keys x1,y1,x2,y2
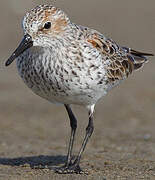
[
  {"x1": 64, "y1": 104, "x2": 77, "y2": 166},
  {"x1": 72, "y1": 110, "x2": 94, "y2": 168},
  {"x1": 55, "y1": 104, "x2": 77, "y2": 173},
  {"x1": 56, "y1": 106, "x2": 94, "y2": 174}
]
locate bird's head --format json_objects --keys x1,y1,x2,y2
[{"x1": 5, "y1": 4, "x2": 70, "y2": 66}]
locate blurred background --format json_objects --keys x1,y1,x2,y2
[{"x1": 0, "y1": 0, "x2": 155, "y2": 179}]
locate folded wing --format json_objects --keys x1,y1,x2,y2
[{"x1": 87, "y1": 33, "x2": 154, "y2": 82}]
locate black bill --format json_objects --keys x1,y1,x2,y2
[{"x1": 5, "y1": 34, "x2": 33, "y2": 66}]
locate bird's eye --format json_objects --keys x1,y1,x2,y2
[{"x1": 44, "y1": 22, "x2": 51, "y2": 29}]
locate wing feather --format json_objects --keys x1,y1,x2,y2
[{"x1": 87, "y1": 33, "x2": 154, "y2": 82}]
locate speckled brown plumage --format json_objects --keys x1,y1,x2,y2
[{"x1": 6, "y1": 4, "x2": 154, "y2": 174}]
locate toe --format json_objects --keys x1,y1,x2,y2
[{"x1": 55, "y1": 164, "x2": 86, "y2": 174}]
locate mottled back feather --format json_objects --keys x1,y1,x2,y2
[{"x1": 87, "y1": 33, "x2": 154, "y2": 82}]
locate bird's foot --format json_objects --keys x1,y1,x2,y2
[{"x1": 55, "y1": 162, "x2": 86, "y2": 174}]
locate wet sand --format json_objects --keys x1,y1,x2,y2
[{"x1": 0, "y1": 0, "x2": 155, "y2": 179}]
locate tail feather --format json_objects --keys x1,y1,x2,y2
[
  {"x1": 130, "y1": 49, "x2": 154, "y2": 70},
  {"x1": 122, "y1": 47, "x2": 154, "y2": 71},
  {"x1": 130, "y1": 49, "x2": 154, "y2": 57}
]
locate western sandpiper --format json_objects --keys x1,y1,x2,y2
[{"x1": 5, "y1": 4, "x2": 154, "y2": 174}]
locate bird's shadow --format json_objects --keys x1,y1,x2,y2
[{"x1": 0, "y1": 155, "x2": 67, "y2": 170}]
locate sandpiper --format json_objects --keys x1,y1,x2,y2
[{"x1": 6, "y1": 4, "x2": 154, "y2": 174}]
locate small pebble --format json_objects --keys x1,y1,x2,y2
[{"x1": 144, "y1": 134, "x2": 151, "y2": 140}]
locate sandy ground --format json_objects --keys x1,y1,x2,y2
[{"x1": 0, "y1": 0, "x2": 155, "y2": 179}]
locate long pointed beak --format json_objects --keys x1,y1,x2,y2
[{"x1": 5, "y1": 34, "x2": 33, "y2": 66}]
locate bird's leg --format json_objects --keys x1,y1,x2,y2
[
  {"x1": 56, "y1": 105, "x2": 94, "y2": 174},
  {"x1": 72, "y1": 110, "x2": 94, "y2": 169},
  {"x1": 55, "y1": 104, "x2": 77, "y2": 173},
  {"x1": 64, "y1": 104, "x2": 77, "y2": 166}
]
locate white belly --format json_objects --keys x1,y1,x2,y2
[{"x1": 16, "y1": 47, "x2": 113, "y2": 106}]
